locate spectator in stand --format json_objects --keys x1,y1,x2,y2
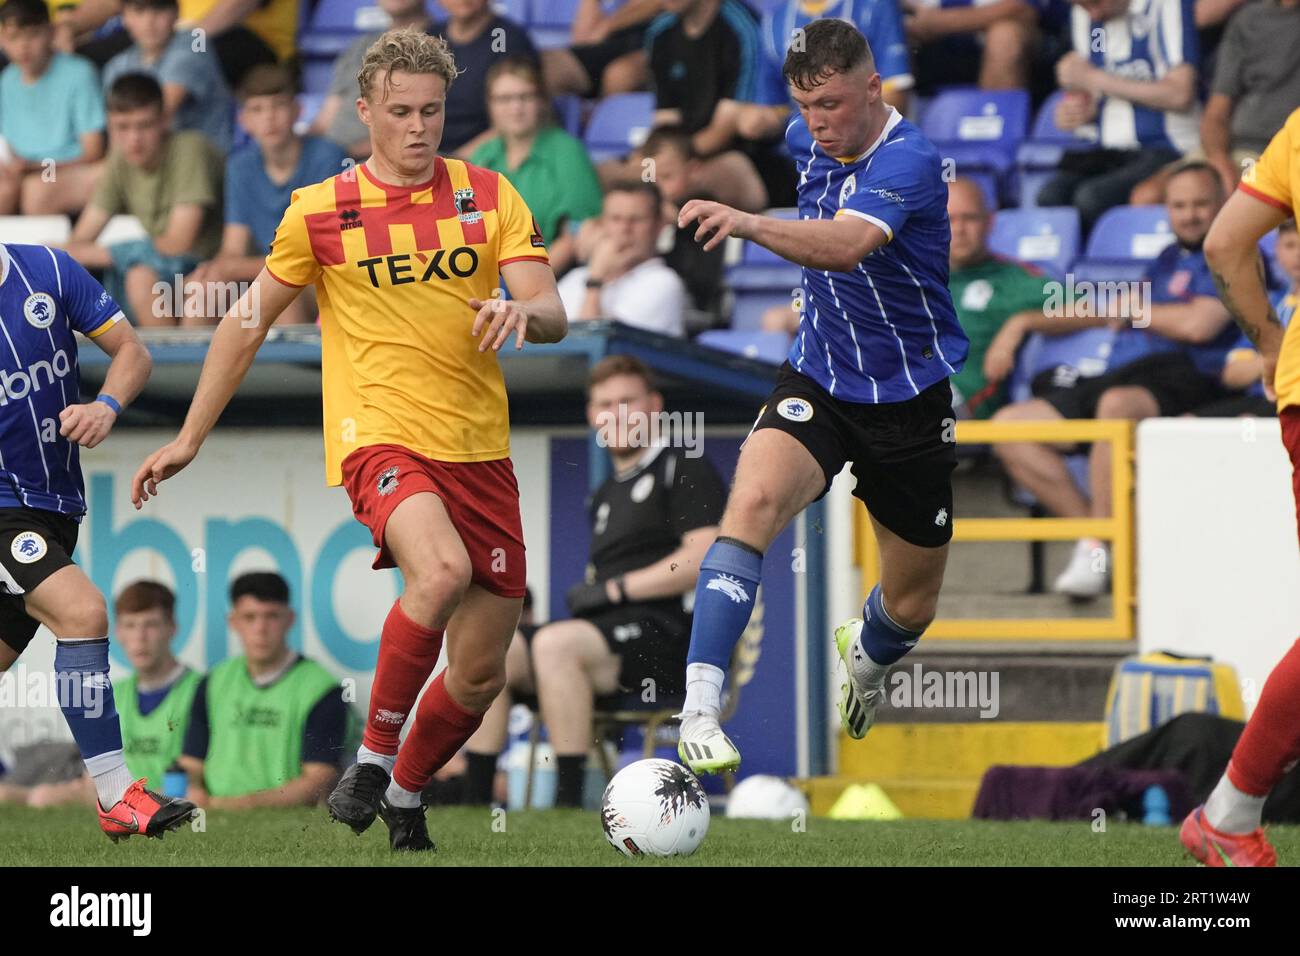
[
  {"x1": 463, "y1": 356, "x2": 723, "y2": 808},
  {"x1": 431, "y1": 0, "x2": 539, "y2": 157},
  {"x1": 185, "y1": 65, "x2": 346, "y2": 326},
  {"x1": 1131, "y1": 0, "x2": 1300, "y2": 204},
  {"x1": 542, "y1": 0, "x2": 659, "y2": 97},
  {"x1": 181, "y1": 573, "x2": 350, "y2": 810},
  {"x1": 1038, "y1": 0, "x2": 1201, "y2": 233},
  {"x1": 102, "y1": 0, "x2": 234, "y2": 154},
  {"x1": 48, "y1": 0, "x2": 290, "y2": 87},
  {"x1": 558, "y1": 181, "x2": 689, "y2": 336},
  {"x1": 469, "y1": 56, "x2": 603, "y2": 277},
  {"x1": 994, "y1": 161, "x2": 1241, "y2": 597},
  {"x1": 599, "y1": 0, "x2": 785, "y2": 214},
  {"x1": 946, "y1": 178, "x2": 1058, "y2": 419},
  {"x1": 639, "y1": 124, "x2": 726, "y2": 322},
  {"x1": 63, "y1": 73, "x2": 224, "y2": 326},
  {"x1": 311, "y1": 0, "x2": 432, "y2": 160},
  {"x1": 904, "y1": 0, "x2": 1039, "y2": 93},
  {"x1": 0, "y1": 0, "x2": 105, "y2": 215}
]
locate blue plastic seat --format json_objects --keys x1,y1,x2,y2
[
  {"x1": 1070, "y1": 204, "x2": 1173, "y2": 282},
  {"x1": 987, "y1": 206, "x2": 1080, "y2": 278},
  {"x1": 529, "y1": 0, "x2": 578, "y2": 47},
  {"x1": 583, "y1": 92, "x2": 654, "y2": 161},
  {"x1": 919, "y1": 88, "x2": 1030, "y2": 177},
  {"x1": 696, "y1": 330, "x2": 790, "y2": 364}
]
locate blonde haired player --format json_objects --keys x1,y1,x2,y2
[
  {"x1": 130, "y1": 28, "x2": 567, "y2": 851},
  {"x1": 1178, "y1": 106, "x2": 1300, "y2": 867}
]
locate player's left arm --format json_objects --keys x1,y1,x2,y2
[
  {"x1": 60, "y1": 319, "x2": 152, "y2": 449},
  {"x1": 1204, "y1": 191, "x2": 1291, "y2": 398},
  {"x1": 679, "y1": 199, "x2": 886, "y2": 270}
]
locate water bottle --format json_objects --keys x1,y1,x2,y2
[
  {"x1": 1142, "y1": 785, "x2": 1171, "y2": 826},
  {"x1": 163, "y1": 761, "x2": 188, "y2": 800}
]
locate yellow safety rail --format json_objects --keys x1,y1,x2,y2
[{"x1": 855, "y1": 419, "x2": 1134, "y2": 640}]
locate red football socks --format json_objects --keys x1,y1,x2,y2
[
  {"x1": 362, "y1": 600, "x2": 445, "y2": 755},
  {"x1": 392, "y1": 673, "x2": 483, "y2": 793}
]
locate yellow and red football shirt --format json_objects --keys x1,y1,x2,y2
[
  {"x1": 1240, "y1": 107, "x2": 1300, "y2": 412},
  {"x1": 265, "y1": 157, "x2": 550, "y2": 486}
]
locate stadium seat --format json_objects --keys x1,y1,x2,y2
[
  {"x1": 695, "y1": 329, "x2": 790, "y2": 364},
  {"x1": 1005, "y1": 325, "x2": 1117, "y2": 405},
  {"x1": 529, "y1": 0, "x2": 578, "y2": 47},
  {"x1": 295, "y1": 92, "x2": 327, "y2": 134},
  {"x1": 300, "y1": 56, "x2": 337, "y2": 95},
  {"x1": 551, "y1": 94, "x2": 583, "y2": 137},
  {"x1": 0, "y1": 215, "x2": 71, "y2": 244},
  {"x1": 583, "y1": 92, "x2": 654, "y2": 162},
  {"x1": 1071, "y1": 204, "x2": 1173, "y2": 283},
  {"x1": 298, "y1": 0, "x2": 393, "y2": 57},
  {"x1": 1015, "y1": 90, "x2": 1099, "y2": 170},
  {"x1": 987, "y1": 206, "x2": 1080, "y2": 278},
  {"x1": 919, "y1": 88, "x2": 1030, "y2": 179}
]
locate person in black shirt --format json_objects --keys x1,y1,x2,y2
[
  {"x1": 462, "y1": 355, "x2": 724, "y2": 807},
  {"x1": 431, "y1": 0, "x2": 538, "y2": 156}
]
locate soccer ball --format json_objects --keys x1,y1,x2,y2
[
  {"x1": 601, "y1": 759, "x2": 710, "y2": 857},
  {"x1": 725, "y1": 774, "x2": 809, "y2": 820}
]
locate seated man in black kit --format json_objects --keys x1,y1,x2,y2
[{"x1": 461, "y1": 355, "x2": 724, "y2": 807}]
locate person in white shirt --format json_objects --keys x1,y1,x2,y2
[{"x1": 558, "y1": 180, "x2": 688, "y2": 337}]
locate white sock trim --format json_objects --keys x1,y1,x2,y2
[
  {"x1": 89, "y1": 753, "x2": 133, "y2": 807},
  {"x1": 1204, "y1": 773, "x2": 1266, "y2": 834},
  {"x1": 385, "y1": 780, "x2": 422, "y2": 809},
  {"x1": 357, "y1": 746, "x2": 396, "y2": 774}
]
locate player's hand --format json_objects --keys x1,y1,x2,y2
[
  {"x1": 131, "y1": 437, "x2": 199, "y2": 510},
  {"x1": 1261, "y1": 349, "x2": 1279, "y2": 403},
  {"x1": 678, "y1": 199, "x2": 755, "y2": 253},
  {"x1": 470, "y1": 296, "x2": 529, "y2": 352},
  {"x1": 1056, "y1": 53, "x2": 1097, "y2": 94},
  {"x1": 58, "y1": 401, "x2": 117, "y2": 449}
]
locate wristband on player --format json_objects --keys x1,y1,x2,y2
[
  {"x1": 95, "y1": 394, "x2": 122, "y2": 415},
  {"x1": 612, "y1": 576, "x2": 627, "y2": 603}
]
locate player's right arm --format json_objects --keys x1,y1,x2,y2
[
  {"x1": 1203, "y1": 113, "x2": 1295, "y2": 399},
  {"x1": 130, "y1": 267, "x2": 301, "y2": 508}
]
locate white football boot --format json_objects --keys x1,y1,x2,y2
[
  {"x1": 677, "y1": 712, "x2": 741, "y2": 774},
  {"x1": 834, "y1": 619, "x2": 887, "y2": 739}
]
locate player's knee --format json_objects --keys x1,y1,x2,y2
[
  {"x1": 448, "y1": 660, "x2": 506, "y2": 709},
  {"x1": 55, "y1": 593, "x2": 109, "y2": 639},
  {"x1": 725, "y1": 483, "x2": 781, "y2": 539},
  {"x1": 403, "y1": 554, "x2": 472, "y2": 617}
]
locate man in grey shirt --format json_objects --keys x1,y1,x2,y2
[
  {"x1": 102, "y1": 0, "x2": 234, "y2": 153},
  {"x1": 1202, "y1": 0, "x2": 1300, "y2": 192}
]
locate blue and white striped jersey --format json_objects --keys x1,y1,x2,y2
[
  {"x1": 1072, "y1": 0, "x2": 1200, "y2": 153},
  {"x1": 786, "y1": 107, "x2": 967, "y2": 403},
  {"x1": 0, "y1": 244, "x2": 123, "y2": 518}
]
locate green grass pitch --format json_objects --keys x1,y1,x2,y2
[{"x1": 4, "y1": 805, "x2": 1298, "y2": 865}]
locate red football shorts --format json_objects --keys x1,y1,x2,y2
[
  {"x1": 1283, "y1": 406, "x2": 1300, "y2": 548},
  {"x1": 341, "y1": 443, "x2": 527, "y2": 599}
]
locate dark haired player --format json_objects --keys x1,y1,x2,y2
[
  {"x1": 0, "y1": 242, "x2": 196, "y2": 838},
  {"x1": 674, "y1": 18, "x2": 968, "y2": 772}
]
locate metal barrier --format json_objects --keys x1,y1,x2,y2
[{"x1": 855, "y1": 419, "x2": 1135, "y2": 640}]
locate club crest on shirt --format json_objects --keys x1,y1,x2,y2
[
  {"x1": 630, "y1": 472, "x2": 655, "y2": 503},
  {"x1": 839, "y1": 173, "x2": 857, "y2": 207},
  {"x1": 377, "y1": 466, "x2": 400, "y2": 497},
  {"x1": 1167, "y1": 269, "x2": 1191, "y2": 299},
  {"x1": 455, "y1": 188, "x2": 482, "y2": 225},
  {"x1": 11, "y1": 531, "x2": 46, "y2": 564},
  {"x1": 24, "y1": 292, "x2": 55, "y2": 329},
  {"x1": 777, "y1": 397, "x2": 814, "y2": 422}
]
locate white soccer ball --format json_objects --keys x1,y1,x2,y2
[
  {"x1": 724, "y1": 774, "x2": 810, "y2": 820},
  {"x1": 601, "y1": 759, "x2": 710, "y2": 857}
]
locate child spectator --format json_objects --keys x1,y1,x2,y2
[
  {"x1": 63, "y1": 72, "x2": 224, "y2": 326},
  {"x1": 186, "y1": 64, "x2": 346, "y2": 325},
  {"x1": 102, "y1": 0, "x2": 234, "y2": 154},
  {"x1": 0, "y1": 0, "x2": 105, "y2": 215}
]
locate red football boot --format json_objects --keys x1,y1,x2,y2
[
  {"x1": 98, "y1": 779, "x2": 197, "y2": 843},
  {"x1": 1180, "y1": 805, "x2": 1277, "y2": 867}
]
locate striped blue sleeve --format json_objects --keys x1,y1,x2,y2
[
  {"x1": 835, "y1": 141, "x2": 931, "y2": 241},
  {"x1": 54, "y1": 249, "x2": 123, "y2": 337},
  {"x1": 753, "y1": 11, "x2": 790, "y2": 106},
  {"x1": 1157, "y1": 0, "x2": 1199, "y2": 68}
]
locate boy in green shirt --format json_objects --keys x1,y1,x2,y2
[{"x1": 180, "y1": 572, "x2": 349, "y2": 809}]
